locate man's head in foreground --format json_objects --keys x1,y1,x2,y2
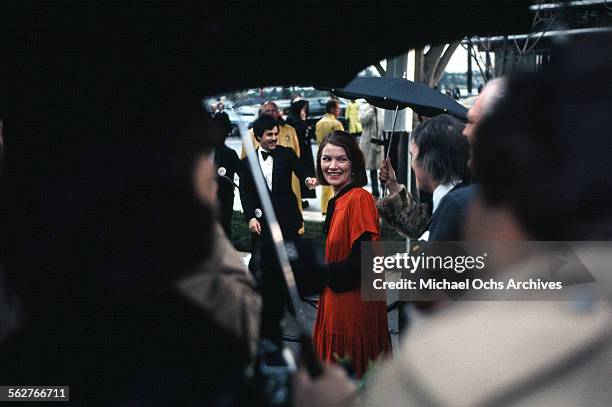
[
  {"x1": 463, "y1": 78, "x2": 507, "y2": 170},
  {"x1": 465, "y1": 34, "x2": 612, "y2": 241}
]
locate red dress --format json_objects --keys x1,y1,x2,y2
[{"x1": 313, "y1": 187, "x2": 391, "y2": 378}]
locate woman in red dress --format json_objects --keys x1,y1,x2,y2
[{"x1": 313, "y1": 131, "x2": 391, "y2": 378}]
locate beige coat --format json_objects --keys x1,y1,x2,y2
[
  {"x1": 361, "y1": 247, "x2": 612, "y2": 407},
  {"x1": 358, "y1": 103, "x2": 384, "y2": 170},
  {"x1": 176, "y1": 223, "x2": 261, "y2": 359}
]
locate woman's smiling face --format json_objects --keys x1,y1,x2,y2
[{"x1": 321, "y1": 143, "x2": 352, "y2": 192}]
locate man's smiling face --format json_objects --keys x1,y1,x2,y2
[{"x1": 259, "y1": 126, "x2": 279, "y2": 151}]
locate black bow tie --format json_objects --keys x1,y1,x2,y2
[{"x1": 261, "y1": 150, "x2": 274, "y2": 161}]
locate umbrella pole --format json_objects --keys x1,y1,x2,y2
[
  {"x1": 385, "y1": 105, "x2": 399, "y2": 160},
  {"x1": 382, "y1": 105, "x2": 399, "y2": 198}
]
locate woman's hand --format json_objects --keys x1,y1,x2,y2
[{"x1": 379, "y1": 159, "x2": 400, "y2": 194}]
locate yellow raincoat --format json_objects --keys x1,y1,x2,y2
[
  {"x1": 345, "y1": 100, "x2": 363, "y2": 134},
  {"x1": 315, "y1": 114, "x2": 344, "y2": 214}
]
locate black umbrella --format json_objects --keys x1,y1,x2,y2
[
  {"x1": 330, "y1": 76, "x2": 468, "y2": 119},
  {"x1": 330, "y1": 76, "x2": 468, "y2": 160},
  {"x1": 232, "y1": 95, "x2": 266, "y2": 108}
]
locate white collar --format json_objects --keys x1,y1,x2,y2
[{"x1": 432, "y1": 180, "x2": 460, "y2": 213}]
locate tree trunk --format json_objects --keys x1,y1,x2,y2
[
  {"x1": 419, "y1": 41, "x2": 461, "y2": 87},
  {"x1": 431, "y1": 41, "x2": 460, "y2": 86}
]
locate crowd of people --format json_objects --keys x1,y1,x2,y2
[
  {"x1": 204, "y1": 31, "x2": 612, "y2": 405},
  {"x1": 293, "y1": 33, "x2": 612, "y2": 406},
  {"x1": 0, "y1": 30, "x2": 610, "y2": 406}
]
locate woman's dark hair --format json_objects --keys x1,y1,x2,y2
[
  {"x1": 411, "y1": 114, "x2": 468, "y2": 185},
  {"x1": 213, "y1": 111, "x2": 232, "y2": 143},
  {"x1": 316, "y1": 130, "x2": 367, "y2": 186},
  {"x1": 474, "y1": 33, "x2": 612, "y2": 240},
  {"x1": 288, "y1": 99, "x2": 309, "y2": 118}
]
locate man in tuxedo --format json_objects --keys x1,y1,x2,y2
[
  {"x1": 241, "y1": 102, "x2": 306, "y2": 233},
  {"x1": 239, "y1": 115, "x2": 316, "y2": 277},
  {"x1": 379, "y1": 79, "x2": 509, "y2": 242}
]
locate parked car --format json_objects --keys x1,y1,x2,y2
[
  {"x1": 275, "y1": 99, "x2": 291, "y2": 117},
  {"x1": 226, "y1": 109, "x2": 256, "y2": 138}
]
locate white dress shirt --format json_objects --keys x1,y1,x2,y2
[
  {"x1": 432, "y1": 179, "x2": 460, "y2": 213},
  {"x1": 258, "y1": 147, "x2": 274, "y2": 191},
  {"x1": 419, "y1": 179, "x2": 461, "y2": 241}
]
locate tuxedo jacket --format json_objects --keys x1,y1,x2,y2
[
  {"x1": 215, "y1": 145, "x2": 241, "y2": 202},
  {"x1": 239, "y1": 145, "x2": 307, "y2": 239},
  {"x1": 428, "y1": 183, "x2": 477, "y2": 241}
]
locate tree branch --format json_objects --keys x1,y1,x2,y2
[
  {"x1": 467, "y1": 38, "x2": 488, "y2": 82},
  {"x1": 432, "y1": 41, "x2": 460, "y2": 86},
  {"x1": 373, "y1": 61, "x2": 386, "y2": 77}
]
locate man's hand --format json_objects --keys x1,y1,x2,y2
[
  {"x1": 292, "y1": 364, "x2": 356, "y2": 407},
  {"x1": 305, "y1": 177, "x2": 319, "y2": 190},
  {"x1": 379, "y1": 159, "x2": 400, "y2": 194},
  {"x1": 248, "y1": 218, "x2": 261, "y2": 235}
]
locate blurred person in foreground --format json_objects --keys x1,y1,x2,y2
[
  {"x1": 0, "y1": 102, "x2": 260, "y2": 405},
  {"x1": 312, "y1": 131, "x2": 391, "y2": 379},
  {"x1": 294, "y1": 33, "x2": 612, "y2": 407}
]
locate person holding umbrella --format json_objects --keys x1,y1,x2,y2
[{"x1": 378, "y1": 114, "x2": 469, "y2": 240}]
